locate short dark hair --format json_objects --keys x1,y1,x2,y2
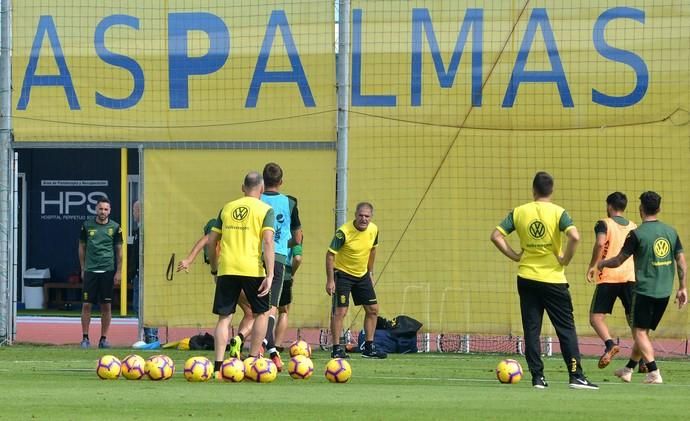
[
  {"x1": 639, "y1": 191, "x2": 661, "y2": 215},
  {"x1": 606, "y1": 192, "x2": 627, "y2": 211},
  {"x1": 97, "y1": 197, "x2": 110, "y2": 206},
  {"x1": 532, "y1": 171, "x2": 554, "y2": 197},
  {"x1": 243, "y1": 171, "x2": 263, "y2": 189},
  {"x1": 263, "y1": 162, "x2": 283, "y2": 188}
]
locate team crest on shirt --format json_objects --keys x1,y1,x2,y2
[
  {"x1": 654, "y1": 237, "x2": 671, "y2": 258},
  {"x1": 335, "y1": 231, "x2": 344, "y2": 240},
  {"x1": 528, "y1": 220, "x2": 546, "y2": 239},
  {"x1": 232, "y1": 206, "x2": 249, "y2": 222},
  {"x1": 88, "y1": 230, "x2": 96, "y2": 237},
  {"x1": 107, "y1": 228, "x2": 113, "y2": 236}
]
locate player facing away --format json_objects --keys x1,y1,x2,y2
[
  {"x1": 598, "y1": 191, "x2": 687, "y2": 384},
  {"x1": 585, "y1": 192, "x2": 636, "y2": 369},
  {"x1": 207, "y1": 171, "x2": 275, "y2": 379},
  {"x1": 490, "y1": 171, "x2": 598, "y2": 389},
  {"x1": 326, "y1": 202, "x2": 387, "y2": 359},
  {"x1": 259, "y1": 162, "x2": 303, "y2": 371},
  {"x1": 177, "y1": 218, "x2": 255, "y2": 359},
  {"x1": 78, "y1": 197, "x2": 123, "y2": 349}
]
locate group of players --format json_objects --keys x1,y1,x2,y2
[
  {"x1": 176, "y1": 162, "x2": 385, "y2": 380},
  {"x1": 491, "y1": 172, "x2": 686, "y2": 389},
  {"x1": 78, "y1": 168, "x2": 686, "y2": 387}
]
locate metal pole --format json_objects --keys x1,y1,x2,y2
[
  {"x1": 0, "y1": 0, "x2": 12, "y2": 345},
  {"x1": 335, "y1": 0, "x2": 350, "y2": 227}
]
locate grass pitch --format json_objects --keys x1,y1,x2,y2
[{"x1": 1, "y1": 345, "x2": 689, "y2": 420}]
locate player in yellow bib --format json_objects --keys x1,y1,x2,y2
[
  {"x1": 491, "y1": 172, "x2": 597, "y2": 390},
  {"x1": 326, "y1": 202, "x2": 386, "y2": 359},
  {"x1": 207, "y1": 171, "x2": 275, "y2": 378},
  {"x1": 585, "y1": 192, "x2": 637, "y2": 369}
]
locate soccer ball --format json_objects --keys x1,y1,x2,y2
[
  {"x1": 145, "y1": 355, "x2": 175, "y2": 380},
  {"x1": 121, "y1": 354, "x2": 146, "y2": 380},
  {"x1": 325, "y1": 358, "x2": 352, "y2": 383},
  {"x1": 243, "y1": 357, "x2": 258, "y2": 381},
  {"x1": 96, "y1": 355, "x2": 121, "y2": 380},
  {"x1": 288, "y1": 355, "x2": 314, "y2": 380},
  {"x1": 183, "y1": 356, "x2": 213, "y2": 382},
  {"x1": 220, "y1": 357, "x2": 245, "y2": 382},
  {"x1": 248, "y1": 357, "x2": 278, "y2": 383},
  {"x1": 496, "y1": 359, "x2": 523, "y2": 384},
  {"x1": 289, "y1": 339, "x2": 312, "y2": 358}
]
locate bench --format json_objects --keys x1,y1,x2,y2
[{"x1": 43, "y1": 282, "x2": 133, "y2": 309}]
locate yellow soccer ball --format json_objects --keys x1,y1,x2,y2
[
  {"x1": 121, "y1": 354, "x2": 146, "y2": 380},
  {"x1": 248, "y1": 357, "x2": 277, "y2": 383},
  {"x1": 288, "y1": 355, "x2": 314, "y2": 380},
  {"x1": 220, "y1": 357, "x2": 245, "y2": 382},
  {"x1": 183, "y1": 356, "x2": 213, "y2": 382},
  {"x1": 145, "y1": 355, "x2": 174, "y2": 380},
  {"x1": 289, "y1": 340, "x2": 312, "y2": 358},
  {"x1": 496, "y1": 359, "x2": 523, "y2": 384},
  {"x1": 324, "y1": 358, "x2": 351, "y2": 383},
  {"x1": 96, "y1": 355, "x2": 121, "y2": 380}
]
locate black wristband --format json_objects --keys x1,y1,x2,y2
[{"x1": 211, "y1": 270, "x2": 218, "y2": 276}]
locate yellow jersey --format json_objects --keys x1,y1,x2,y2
[
  {"x1": 497, "y1": 201, "x2": 575, "y2": 283},
  {"x1": 328, "y1": 221, "x2": 378, "y2": 277},
  {"x1": 211, "y1": 196, "x2": 275, "y2": 277}
]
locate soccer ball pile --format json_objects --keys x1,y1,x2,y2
[
  {"x1": 324, "y1": 358, "x2": 352, "y2": 383},
  {"x1": 94, "y1": 343, "x2": 356, "y2": 385},
  {"x1": 495, "y1": 359, "x2": 523, "y2": 384}
]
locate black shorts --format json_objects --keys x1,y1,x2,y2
[
  {"x1": 334, "y1": 271, "x2": 377, "y2": 308},
  {"x1": 268, "y1": 262, "x2": 285, "y2": 307},
  {"x1": 279, "y1": 276, "x2": 293, "y2": 307},
  {"x1": 82, "y1": 271, "x2": 114, "y2": 304},
  {"x1": 630, "y1": 293, "x2": 669, "y2": 330},
  {"x1": 590, "y1": 282, "x2": 634, "y2": 314},
  {"x1": 213, "y1": 275, "x2": 270, "y2": 316}
]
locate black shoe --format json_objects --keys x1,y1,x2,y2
[
  {"x1": 568, "y1": 375, "x2": 599, "y2": 390},
  {"x1": 361, "y1": 344, "x2": 387, "y2": 359},
  {"x1": 331, "y1": 347, "x2": 350, "y2": 359},
  {"x1": 532, "y1": 376, "x2": 548, "y2": 389}
]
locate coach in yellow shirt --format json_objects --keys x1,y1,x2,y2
[
  {"x1": 326, "y1": 202, "x2": 386, "y2": 359},
  {"x1": 207, "y1": 171, "x2": 275, "y2": 378},
  {"x1": 491, "y1": 171, "x2": 597, "y2": 390}
]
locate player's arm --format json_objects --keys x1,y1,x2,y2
[
  {"x1": 207, "y1": 231, "x2": 220, "y2": 276},
  {"x1": 556, "y1": 212, "x2": 579, "y2": 266},
  {"x1": 598, "y1": 231, "x2": 636, "y2": 270},
  {"x1": 675, "y1": 236, "x2": 687, "y2": 308},
  {"x1": 113, "y1": 227, "x2": 124, "y2": 286},
  {"x1": 325, "y1": 251, "x2": 336, "y2": 296},
  {"x1": 114, "y1": 243, "x2": 123, "y2": 286},
  {"x1": 490, "y1": 229, "x2": 521, "y2": 262},
  {"x1": 291, "y1": 244, "x2": 303, "y2": 275},
  {"x1": 586, "y1": 222, "x2": 607, "y2": 282},
  {"x1": 78, "y1": 241, "x2": 86, "y2": 280},
  {"x1": 259, "y1": 228, "x2": 275, "y2": 297},
  {"x1": 177, "y1": 234, "x2": 209, "y2": 272},
  {"x1": 367, "y1": 247, "x2": 377, "y2": 283},
  {"x1": 258, "y1": 209, "x2": 275, "y2": 297}
]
